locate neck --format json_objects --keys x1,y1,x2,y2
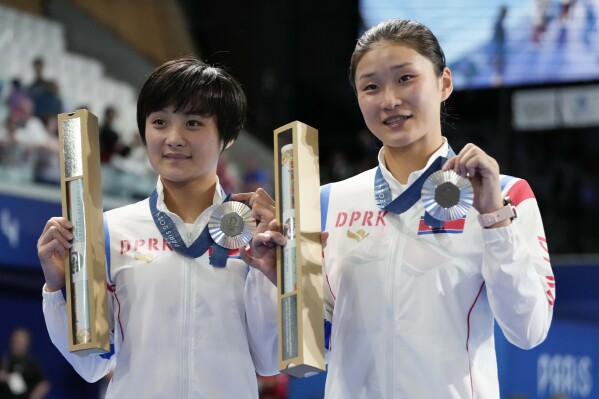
[
  {"x1": 383, "y1": 137, "x2": 444, "y2": 184},
  {"x1": 161, "y1": 177, "x2": 217, "y2": 223}
]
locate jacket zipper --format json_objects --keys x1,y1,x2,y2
[
  {"x1": 181, "y1": 238, "x2": 192, "y2": 398},
  {"x1": 386, "y1": 220, "x2": 400, "y2": 397}
]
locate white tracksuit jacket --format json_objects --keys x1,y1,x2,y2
[
  {"x1": 321, "y1": 142, "x2": 555, "y2": 399},
  {"x1": 42, "y1": 179, "x2": 279, "y2": 399}
]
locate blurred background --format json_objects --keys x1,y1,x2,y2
[{"x1": 0, "y1": 0, "x2": 597, "y2": 398}]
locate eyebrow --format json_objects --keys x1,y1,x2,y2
[
  {"x1": 357, "y1": 63, "x2": 413, "y2": 81},
  {"x1": 152, "y1": 108, "x2": 206, "y2": 117}
]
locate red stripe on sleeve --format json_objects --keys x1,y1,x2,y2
[
  {"x1": 507, "y1": 179, "x2": 536, "y2": 206},
  {"x1": 546, "y1": 290, "x2": 555, "y2": 306}
]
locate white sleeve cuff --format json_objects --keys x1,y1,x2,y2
[{"x1": 42, "y1": 285, "x2": 66, "y2": 305}]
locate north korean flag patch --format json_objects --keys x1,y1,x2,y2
[{"x1": 417, "y1": 217, "x2": 466, "y2": 235}]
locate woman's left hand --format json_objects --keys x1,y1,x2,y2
[
  {"x1": 442, "y1": 143, "x2": 504, "y2": 214},
  {"x1": 240, "y1": 219, "x2": 286, "y2": 285},
  {"x1": 231, "y1": 188, "x2": 276, "y2": 232},
  {"x1": 231, "y1": 189, "x2": 285, "y2": 285}
]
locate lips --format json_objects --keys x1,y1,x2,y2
[
  {"x1": 383, "y1": 115, "x2": 411, "y2": 126},
  {"x1": 163, "y1": 153, "x2": 190, "y2": 159}
]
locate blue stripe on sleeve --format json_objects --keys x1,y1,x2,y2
[
  {"x1": 499, "y1": 175, "x2": 515, "y2": 192},
  {"x1": 320, "y1": 184, "x2": 332, "y2": 231},
  {"x1": 103, "y1": 214, "x2": 112, "y2": 285},
  {"x1": 321, "y1": 185, "x2": 332, "y2": 350}
]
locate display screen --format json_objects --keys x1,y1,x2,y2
[{"x1": 360, "y1": 0, "x2": 599, "y2": 89}]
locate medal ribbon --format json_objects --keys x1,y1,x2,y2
[
  {"x1": 149, "y1": 189, "x2": 230, "y2": 267},
  {"x1": 374, "y1": 147, "x2": 455, "y2": 228}
]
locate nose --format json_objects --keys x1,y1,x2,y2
[
  {"x1": 381, "y1": 86, "x2": 401, "y2": 110},
  {"x1": 165, "y1": 126, "x2": 185, "y2": 147}
]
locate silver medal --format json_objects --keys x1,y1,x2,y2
[
  {"x1": 421, "y1": 170, "x2": 474, "y2": 221},
  {"x1": 209, "y1": 201, "x2": 256, "y2": 249}
]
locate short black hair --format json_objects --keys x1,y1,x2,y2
[{"x1": 136, "y1": 57, "x2": 247, "y2": 147}]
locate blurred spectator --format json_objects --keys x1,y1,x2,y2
[
  {"x1": 257, "y1": 374, "x2": 289, "y2": 399},
  {"x1": 6, "y1": 80, "x2": 30, "y2": 127},
  {"x1": 13, "y1": 97, "x2": 49, "y2": 148},
  {"x1": 32, "y1": 116, "x2": 61, "y2": 186},
  {"x1": 559, "y1": 0, "x2": 575, "y2": 22},
  {"x1": 111, "y1": 133, "x2": 157, "y2": 198},
  {"x1": 111, "y1": 134, "x2": 153, "y2": 178},
  {"x1": 0, "y1": 118, "x2": 27, "y2": 168},
  {"x1": 0, "y1": 327, "x2": 50, "y2": 399},
  {"x1": 531, "y1": 0, "x2": 551, "y2": 44},
  {"x1": 0, "y1": 94, "x2": 59, "y2": 183},
  {"x1": 27, "y1": 57, "x2": 63, "y2": 121},
  {"x1": 582, "y1": 0, "x2": 597, "y2": 48},
  {"x1": 99, "y1": 106, "x2": 130, "y2": 163},
  {"x1": 490, "y1": 5, "x2": 508, "y2": 86}
]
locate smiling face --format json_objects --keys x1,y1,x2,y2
[
  {"x1": 354, "y1": 42, "x2": 452, "y2": 154},
  {"x1": 145, "y1": 106, "x2": 224, "y2": 188}
]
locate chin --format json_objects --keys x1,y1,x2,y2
[
  {"x1": 382, "y1": 137, "x2": 414, "y2": 148},
  {"x1": 160, "y1": 173, "x2": 189, "y2": 183}
]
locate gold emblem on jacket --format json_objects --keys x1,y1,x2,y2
[{"x1": 346, "y1": 229, "x2": 369, "y2": 242}]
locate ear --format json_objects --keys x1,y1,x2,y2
[{"x1": 440, "y1": 67, "x2": 453, "y2": 102}]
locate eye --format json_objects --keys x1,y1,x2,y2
[
  {"x1": 187, "y1": 119, "x2": 203, "y2": 127},
  {"x1": 152, "y1": 118, "x2": 166, "y2": 126},
  {"x1": 399, "y1": 75, "x2": 413, "y2": 83},
  {"x1": 362, "y1": 83, "x2": 378, "y2": 91}
]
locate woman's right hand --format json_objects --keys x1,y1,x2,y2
[{"x1": 37, "y1": 217, "x2": 73, "y2": 292}]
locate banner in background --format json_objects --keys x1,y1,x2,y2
[
  {"x1": 496, "y1": 320, "x2": 598, "y2": 399},
  {"x1": 512, "y1": 84, "x2": 599, "y2": 131},
  {"x1": 559, "y1": 86, "x2": 599, "y2": 128},
  {"x1": 512, "y1": 88, "x2": 558, "y2": 131},
  {"x1": 0, "y1": 183, "x2": 126, "y2": 269},
  {"x1": 0, "y1": 189, "x2": 62, "y2": 269}
]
